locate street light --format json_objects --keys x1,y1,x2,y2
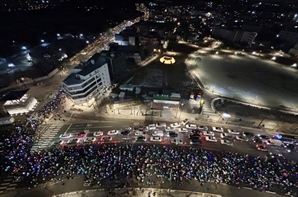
[
  {"x1": 40, "y1": 39, "x2": 44, "y2": 43},
  {"x1": 271, "y1": 56, "x2": 276, "y2": 60},
  {"x1": 292, "y1": 63, "x2": 297, "y2": 68}
]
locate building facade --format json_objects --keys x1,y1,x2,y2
[
  {"x1": 63, "y1": 57, "x2": 111, "y2": 106},
  {"x1": 3, "y1": 94, "x2": 38, "y2": 115}
]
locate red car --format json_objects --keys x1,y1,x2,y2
[{"x1": 77, "y1": 132, "x2": 86, "y2": 138}]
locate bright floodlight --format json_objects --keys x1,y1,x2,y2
[
  {"x1": 8, "y1": 63, "x2": 15, "y2": 67},
  {"x1": 80, "y1": 33, "x2": 83, "y2": 37},
  {"x1": 57, "y1": 33, "x2": 60, "y2": 37},
  {"x1": 86, "y1": 40, "x2": 89, "y2": 44},
  {"x1": 40, "y1": 39, "x2": 44, "y2": 43},
  {"x1": 271, "y1": 56, "x2": 276, "y2": 60},
  {"x1": 159, "y1": 56, "x2": 176, "y2": 64},
  {"x1": 252, "y1": 51, "x2": 256, "y2": 55},
  {"x1": 215, "y1": 51, "x2": 219, "y2": 54},
  {"x1": 234, "y1": 52, "x2": 238, "y2": 55},
  {"x1": 222, "y1": 113, "x2": 231, "y2": 118},
  {"x1": 292, "y1": 63, "x2": 297, "y2": 68},
  {"x1": 21, "y1": 46, "x2": 27, "y2": 50},
  {"x1": 59, "y1": 48, "x2": 62, "y2": 51}
]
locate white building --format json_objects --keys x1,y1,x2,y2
[
  {"x1": 2, "y1": 90, "x2": 38, "y2": 115},
  {"x1": 63, "y1": 56, "x2": 111, "y2": 106}
]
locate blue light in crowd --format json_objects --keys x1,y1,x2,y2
[{"x1": 274, "y1": 134, "x2": 282, "y2": 140}]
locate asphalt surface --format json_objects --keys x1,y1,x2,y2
[{"x1": 1, "y1": 174, "x2": 286, "y2": 197}]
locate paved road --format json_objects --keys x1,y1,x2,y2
[{"x1": 0, "y1": 175, "x2": 285, "y2": 197}]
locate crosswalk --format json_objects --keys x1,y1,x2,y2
[
  {"x1": 0, "y1": 175, "x2": 17, "y2": 194},
  {"x1": 31, "y1": 123, "x2": 63, "y2": 151}
]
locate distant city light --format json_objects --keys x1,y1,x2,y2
[
  {"x1": 12, "y1": 40, "x2": 15, "y2": 43},
  {"x1": 21, "y1": 46, "x2": 27, "y2": 50},
  {"x1": 271, "y1": 56, "x2": 276, "y2": 60},
  {"x1": 252, "y1": 51, "x2": 256, "y2": 55},
  {"x1": 8, "y1": 63, "x2": 15, "y2": 67},
  {"x1": 57, "y1": 33, "x2": 60, "y2": 37},
  {"x1": 276, "y1": 34, "x2": 279, "y2": 38},
  {"x1": 59, "y1": 48, "x2": 62, "y2": 51},
  {"x1": 215, "y1": 51, "x2": 219, "y2": 54},
  {"x1": 80, "y1": 33, "x2": 83, "y2": 37},
  {"x1": 292, "y1": 63, "x2": 297, "y2": 68},
  {"x1": 86, "y1": 40, "x2": 89, "y2": 44},
  {"x1": 40, "y1": 39, "x2": 45, "y2": 43}
]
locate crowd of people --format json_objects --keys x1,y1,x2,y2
[{"x1": 0, "y1": 88, "x2": 298, "y2": 197}]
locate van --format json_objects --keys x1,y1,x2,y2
[{"x1": 153, "y1": 130, "x2": 164, "y2": 137}]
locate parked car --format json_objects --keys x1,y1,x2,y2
[
  {"x1": 186, "y1": 124, "x2": 197, "y2": 130},
  {"x1": 150, "y1": 136, "x2": 162, "y2": 142},
  {"x1": 176, "y1": 128, "x2": 188, "y2": 133},
  {"x1": 93, "y1": 131, "x2": 103, "y2": 136},
  {"x1": 170, "y1": 123, "x2": 181, "y2": 128},
  {"x1": 135, "y1": 136, "x2": 147, "y2": 142},
  {"x1": 101, "y1": 136, "x2": 112, "y2": 141},
  {"x1": 212, "y1": 127, "x2": 224, "y2": 132},
  {"x1": 153, "y1": 130, "x2": 164, "y2": 137},
  {"x1": 256, "y1": 144, "x2": 268, "y2": 151},
  {"x1": 107, "y1": 130, "x2": 120, "y2": 135},
  {"x1": 121, "y1": 130, "x2": 131, "y2": 135},
  {"x1": 59, "y1": 133, "x2": 74, "y2": 139},
  {"x1": 77, "y1": 132, "x2": 87, "y2": 138},
  {"x1": 171, "y1": 138, "x2": 183, "y2": 144},
  {"x1": 227, "y1": 129, "x2": 239, "y2": 135},
  {"x1": 146, "y1": 124, "x2": 156, "y2": 131},
  {"x1": 169, "y1": 131, "x2": 178, "y2": 138},
  {"x1": 156, "y1": 122, "x2": 167, "y2": 128},
  {"x1": 205, "y1": 136, "x2": 217, "y2": 142},
  {"x1": 84, "y1": 137, "x2": 95, "y2": 143},
  {"x1": 220, "y1": 139, "x2": 233, "y2": 146},
  {"x1": 235, "y1": 136, "x2": 248, "y2": 141},
  {"x1": 197, "y1": 126, "x2": 208, "y2": 131},
  {"x1": 135, "y1": 131, "x2": 146, "y2": 136}
]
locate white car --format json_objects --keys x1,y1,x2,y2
[
  {"x1": 59, "y1": 133, "x2": 74, "y2": 139},
  {"x1": 197, "y1": 126, "x2": 208, "y2": 131},
  {"x1": 107, "y1": 130, "x2": 120, "y2": 135},
  {"x1": 212, "y1": 127, "x2": 224, "y2": 132},
  {"x1": 146, "y1": 124, "x2": 156, "y2": 131},
  {"x1": 227, "y1": 129, "x2": 240, "y2": 135},
  {"x1": 171, "y1": 138, "x2": 183, "y2": 144},
  {"x1": 235, "y1": 136, "x2": 248, "y2": 141},
  {"x1": 205, "y1": 136, "x2": 217, "y2": 142},
  {"x1": 66, "y1": 139, "x2": 77, "y2": 144},
  {"x1": 220, "y1": 139, "x2": 233, "y2": 146},
  {"x1": 155, "y1": 122, "x2": 166, "y2": 128},
  {"x1": 176, "y1": 128, "x2": 189, "y2": 133},
  {"x1": 153, "y1": 130, "x2": 164, "y2": 137},
  {"x1": 150, "y1": 136, "x2": 162, "y2": 142},
  {"x1": 93, "y1": 131, "x2": 103, "y2": 136},
  {"x1": 180, "y1": 119, "x2": 189, "y2": 126},
  {"x1": 170, "y1": 123, "x2": 181, "y2": 128},
  {"x1": 135, "y1": 131, "x2": 146, "y2": 136},
  {"x1": 165, "y1": 126, "x2": 173, "y2": 132},
  {"x1": 84, "y1": 137, "x2": 95, "y2": 143},
  {"x1": 203, "y1": 131, "x2": 214, "y2": 136},
  {"x1": 186, "y1": 124, "x2": 197, "y2": 130},
  {"x1": 220, "y1": 133, "x2": 230, "y2": 138}
]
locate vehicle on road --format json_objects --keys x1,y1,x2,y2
[
  {"x1": 59, "y1": 133, "x2": 74, "y2": 139},
  {"x1": 256, "y1": 144, "x2": 268, "y2": 151},
  {"x1": 169, "y1": 131, "x2": 178, "y2": 138},
  {"x1": 212, "y1": 127, "x2": 224, "y2": 132},
  {"x1": 101, "y1": 136, "x2": 112, "y2": 141},
  {"x1": 242, "y1": 131, "x2": 254, "y2": 138},
  {"x1": 220, "y1": 133, "x2": 230, "y2": 138},
  {"x1": 170, "y1": 123, "x2": 181, "y2": 128},
  {"x1": 76, "y1": 138, "x2": 85, "y2": 144},
  {"x1": 186, "y1": 124, "x2": 197, "y2": 130},
  {"x1": 84, "y1": 137, "x2": 95, "y2": 143},
  {"x1": 190, "y1": 138, "x2": 202, "y2": 145},
  {"x1": 77, "y1": 132, "x2": 87, "y2": 138},
  {"x1": 146, "y1": 124, "x2": 156, "y2": 131},
  {"x1": 181, "y1": 119, "x2": 189, "y2": 126},
  {"x1": 107, "y1": 130, "x2": 120, "y2": 135},
  {"x1": 176, "y1": 128, "x2": 188, "y2": 133},
  {"x1": 150, "y1": 136, "x2": 162, "y2": 142},
  {"x1": 66, "y1": 139, "x2": 77, "y2": 144},
  {"x1": 135, "y1": 136, "x2": 146, "y2": 142},
  {"x1": 93, "y1": 131, "x2": 103, "y2": 136},
  {"x1": 220, "y1": 139, "x2": 233, "y2": 146},
  {"x1": 227, "y1": 129, "x2": 240, "y2": 135},
  {"x1": 135, "y1": 131, "x2": 146, "y2": 136},
  {"x1": 197, "y1": 126, "x2": 208, "y2": 131},
  {"x1": 121, "y1": 130, "x2": 131, "y2": 135},
  {"x1": 171, "y1": 138, "x2": 183, "y2": 144},
  {"x1": 283, "y1": 144, "x2": 295, "y2": 152},
  {"x1": 205, "y1": 136, "x2": 217, "y2": 142},
  {"x1": 235, "y1": 136, "x2": 248, "y2": 141},
  {"x1": 153, "y1": 130, "x2": 164, "y2": 137},
  {"x1": 203, "y1": 131, "x2": 214, "y2": 136},
  {"x1": 156, "y1": 122, "x2": 167, "y2": 128}
]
